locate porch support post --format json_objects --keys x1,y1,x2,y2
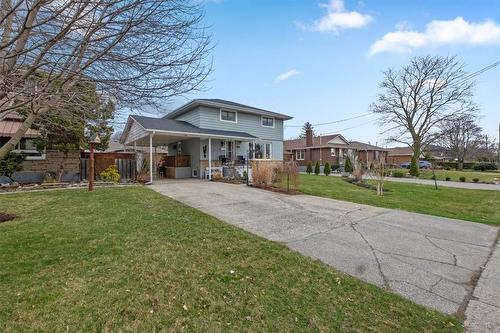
[
  {"x1": 149, "y1": 132, "x2": 154, "y2": 184},
  {"x1": 208, "y1": 137, "x2": 212, "y2": 180}
]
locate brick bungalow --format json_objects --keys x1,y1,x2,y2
[
  {"x1": 284, "y1": 129, "x2": 388, "y2": 169},
  {"x1": 0, "y1": 113, "x2": 80, "y2": 182}
]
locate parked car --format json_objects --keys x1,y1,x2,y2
[
  {"x1": 400, "y1": 162, "x2": 410, "y2": 169},
  {"x1": 400, "y1": 161, "x2": 432, "y2": 169},
  {"x1": 419, "y1": 160, "x2": 432, "y2": 169}
]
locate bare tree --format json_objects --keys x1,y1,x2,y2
[
  {"x1": 438, "y1": 114, "x2": 482, "y2": 169},
  {"x1": 371, "y1": 55, "x2": 477, "y2": 173},
  {"x1": 0, "y1": 0, "x2": 212, "y2": 159}
]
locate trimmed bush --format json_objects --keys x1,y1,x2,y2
[
  {"x1": 437, "y1": 161, "x2": 476, "y2": 170},
  {"x1": 473, "y1": 178, "x2": 479, "y2": 183},
  {"x1": 459, "y1": 176, "x2": 466, "y2": 182},
  {"x1": 306, "y1": 162, "x2": 313, "y2": 175},
  {"x1": 473, "y1": 163, "x2": 498, "y2": 171},
  {"x1": 445, "y1": 177, "x2": 451, "y2": 181},
  {"x1": 392, "y1": 170, "x2": 405, "y2": 178},
  {"x1": 314, "y1": 161, "x2": 320, "y2": 175},
  {"x1": 100, "y1": 165, "x2": 120, "y2": 183},
  {"x1": 324, "y1": 162, "x2": 331, "y2": 176},
  {"x1": 344, "y1": 156, "x2": 353, "y2": 173}
]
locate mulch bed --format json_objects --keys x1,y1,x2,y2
[
  {"x1": 342, "y1": 177, "x2": 391, "y2": 193},
  {"x1": 250, "y1": 184, "x2": 300, "y2": 195},
  {"x1": 0, "y1": 213, "x2": 17, "y2": 223}
]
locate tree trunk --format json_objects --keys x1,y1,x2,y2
[{"x1": 0, "y1": 112, "x2": 36, "y2": 159}]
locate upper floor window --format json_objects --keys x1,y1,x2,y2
[
  {"x1": 330, "y1": 148, "x2": 336, "y2": 156},
  {"x1": 261, "y1": 116, "x2": 274, "y2": 128},
  {"x1": 220, "y1": 110, "x2": 237, "y2": 123}
]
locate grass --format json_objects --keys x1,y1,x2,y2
[
  {"x1": 0, "y1": 187, "x2": 461, "y2": 332},
  {"x1": 300, "y1": 174, "x2": 500, "y2": 226},
  {"x1": 390, "y1": 168, "x2": 500, "y2": 183}
]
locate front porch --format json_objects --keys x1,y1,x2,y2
[{"x1": 120, "y1": 115, "x2": 262, "y2": 183}]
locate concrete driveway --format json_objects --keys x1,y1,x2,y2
[{"x1": 151, "y1": 180, "x2": 499, "y2": 324}]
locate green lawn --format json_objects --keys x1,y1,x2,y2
[
  {"x1": 300, "y1": 174, "x2": 500, "y2": 225},
  {"x1": 0, "y1": 187, "x2": 461, "y2": 332},
  {"x1": 390, "y1": 168, "x2": 500, "y2": 183}
]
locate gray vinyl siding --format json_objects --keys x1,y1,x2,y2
[
  {"x1": 125, "y1": 119, "x2": 148, "y2": 144},
  {"x1": 175, "y1": 109, "x2": 201, "y2": 127},
  {"x1": 176, "y1": 106, "x2": 284, "y2": 142}
]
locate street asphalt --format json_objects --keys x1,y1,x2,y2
[{"x1": 151, "y1": 179, "x2": 500, "y2": 330}]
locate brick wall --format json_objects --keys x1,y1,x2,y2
[{"x1": 22, "y1": 150, "x2": 80, "y2": 173}]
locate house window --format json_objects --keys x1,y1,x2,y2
[
  {"x1": 252, "y1": 142, "x2": 272, "y2": 160},
  {"x1": 12, "y1": 138, "x2": 45, "y2": 160},
  {"x1": 261, "y1": 116, "x2": 274, "y2": 128},
  {"x1": 296, "y1": 150, "x2": 305, "y2": 160},
  {"x1": 220, "y1": 110, "x2": 237, "y2": 122},
  {"x1": 330, "y1": 148, "x2": 336, "y2": 156}
]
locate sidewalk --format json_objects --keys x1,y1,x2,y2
[
  {"x1": 301, "y1": 172, "x2": 500, "y2": 191},
  {"x1": 383, "y1": 175, "x2": 500, "y2": 191}
]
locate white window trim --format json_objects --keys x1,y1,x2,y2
[
  {"x1": 296, "y1": 149, "x2": 305, "y2": 160},
  {"x1": 220, "y1": 109, "x2": 237, "y2": 123},
  {"x1": 261, "y1": 116, "x2": 275, "y2": 128},
  {"x1": 330, "y1": 148, "x2": 336, "y2": 157},
  {"x1": 12, "y1": 149, "x2": 46, "y2": 161},
  {"x1": 252, "y1": 142, "x2": 272, "y2": 160}
]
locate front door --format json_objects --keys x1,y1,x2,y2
[{"x1": 227, "y1": 141, "x2": 234, "y2": 161}]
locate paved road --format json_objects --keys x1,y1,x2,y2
[{"x1": 151, "y1": 180, "x2": 499, "y2": 328}]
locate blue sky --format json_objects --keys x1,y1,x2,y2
[{"x1": 172, "y1": 0, "x2": 500, "y2": 146}]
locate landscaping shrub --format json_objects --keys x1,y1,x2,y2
[
  {"x1": 437, "y1": 161, "x2": 476, "y2": 170},
  {"x1": 392, "y1": 170, "x2": 405, "y2": 178},
  {"x1": 409, "y1": 156, "x2": 419, "y2": 177},
  {"x1": 251, "y1": 161, "x2": 274, "y2": 187},
  {"x1": 100, "y1": 165, "x2": 121, "y2": 183},
  {"x1": 0, "y1": 152, "x2": 24, "y2": 179},
  {"x1": 473, "y1": 162, "x2": 498, "y2": 171},
  {"x1": 306, "y1": 162, "x2": 313, "y2": 175},
  {"x1": 445, "y1": 177, "x2": 451, "y2": 181},
  {"x1": 344, "y1": 156, "x2": 353, "y2": 173},
  {"x1": 282, "y1": 161, "x2": 300, "y2": 192},
  {"x1": 314, "y1": 161, "x2": 320, "y2": 175},
  {"x1": 324, "y1": 162, "x2": 331, "y2": 176},
  {"x1": 473, "y1": 178, "x2": 479, "y2": 183},
  {"x1": 431, "y1": 175, "x2": 436, "y2": 180},
  {"x1": 459, "y1": 176, "x2": 466, "y2": 182}
]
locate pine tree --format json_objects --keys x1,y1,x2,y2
[
  {"x1": 344, "y1": 156, "x2": 353, "y2": 173},
  {"x1": 314, "y1": 161, "x2": 320, "y2": 175},
  {"x1": 306, "y1": 162, "x2": 313, "y2": 174},
  {"x1": 300, "y1": 122, "x2": 314, "y2": 138},
  {"x1": 324, "y1": 162, "x2": 331, "y2": 176}
]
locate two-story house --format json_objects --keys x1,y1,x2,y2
[{"x1": 120, "y1": 99, "x2": 293, "y2": 183}]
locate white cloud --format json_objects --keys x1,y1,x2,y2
[
  {"x1": 301, "y1": 0, "x2": 372, "y2": 34},
  {"x1": 275, "y1": 69, "x2": 300, "y2": 83},
  {"x1": 370, "y1": 17, "x2": 500, "y2": 55}
]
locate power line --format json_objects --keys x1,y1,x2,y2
[
  {"x1": 320, "y1": 119, "x2": 376, "y2": 136},
  {"x1": 285, "y1": 112, "x2": 372, "y2": 128}
]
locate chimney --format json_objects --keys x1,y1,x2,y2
[{"x1": 306, "y1": 129, "x2": 313, "y2": 147}]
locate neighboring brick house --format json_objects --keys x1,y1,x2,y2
[
  {"x1": 386, "y1": 147, "x2": 415, "y2": 166},
  {"x1": 0, "y1": 113, "x2": 80, "y2": 182},
  {"x1": 284, "y1": 129, "x2": 388, "y2": 168},
  {"x1": 387, "y1": 145, "x2": 450, "y2": 166}
]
